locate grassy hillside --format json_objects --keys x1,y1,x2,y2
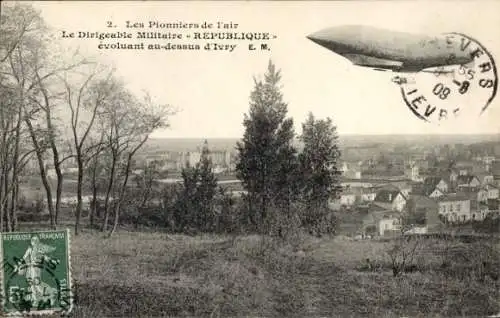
[{"x1": 15, "y1": 225, "x2": 499, "y2": 317}]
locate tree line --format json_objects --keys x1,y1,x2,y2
[
  {"x1": 0, "y1": 3, "x2": 174, "y2": 236},
  {"x1": 162, "y1": 61, "x2": 343, "y2": 237}
]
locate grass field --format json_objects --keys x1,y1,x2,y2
[{"x1": 15, "y1": 225, "x2": 498, "y2": 317}]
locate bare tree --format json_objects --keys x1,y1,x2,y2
[
  {"x1": 85, "y1": 133, "x2": 107, "y2": 229},
  {"x1": 0, "y1": 3, "x2": 41, "y2": 63},
  {"x1": 386, "y1": 235, "x2": 423, "y2": 277},
  {"x1": 1, "y1": 3, "x2": 174, "y2": 235},
  {"x1": 99, "y1": 91, "x2": 174, "y2": 235},
  {"x1": 131, "y1": 160, "x2": 161, "y2": 228},
  {"x1": 0, "y1": 82, "x2": 34, "y2": 231},
  {"x1": 0, "y1": 3, "x2": 60, "y2": 228},
  {"x1": 61, "y1": 65, "x2": 116, "y2": 235},
  {"x1": 1, "y1": 2, "x2": 86, "y2": 229}
]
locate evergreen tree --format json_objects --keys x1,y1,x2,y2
[
  {"x1": 174, "y1": 141, "x2": 218, "y2": 233},
  {"x1": 299, "y1": 112, "x2": 342, "y2": 209},
  {"x1": 236, "y1": 60, "x2": 298, "y2": 228},
  {"x1": 195, "y1": 140, "x2": 218, "y2": 231},
  {"x1": 174, "y1": 162, "x2": 199, "y2": 232},
  {"x1": 272, "y1": 119, "x2": 301, "y2": 212}
]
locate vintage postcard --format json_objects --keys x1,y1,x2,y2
[{"x1": 0, "y1": 0, "x2": 499, "y2": 317}]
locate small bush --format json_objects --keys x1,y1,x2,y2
[{"x1": 386, "y1": 235, "x2": 424, "y2": 277}]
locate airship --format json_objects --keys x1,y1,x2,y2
[{"x1": 306, "y1": 25, "x2": 474, "y2": 74}]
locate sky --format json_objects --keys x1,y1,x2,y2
[{"x1": 26, "y1": 0, "x2": 500, "y2": 138}]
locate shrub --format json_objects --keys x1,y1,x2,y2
[{"x1": 386, "y1": 235, "x2": 424, "y2": 276}]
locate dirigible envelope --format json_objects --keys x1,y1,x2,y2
[{"x1": 306, "y1": 25, "x2": 474, "y2": 72}]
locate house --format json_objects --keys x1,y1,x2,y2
[
  {"x1": 476, "y1": 173, "x2": 495, "y2": 186},
  {"x1": 458, "y1": 187, "x2": 488, "y2": 203},
  {"x1": 341, "y1": 186, "x2": 376, "y2": 204},
  {"x1": 487, "y1": 199, "x2": 500, "y2": 218},
  {"x1": 405, "y1": 195, "x2": 442, "y2": 231},
  {"x1": 425, "y1": 176, "x2": 449, "y2": 192},
  {"x1": 461, "y1": 191, "x2": 492, "y2": 221},
  {"x1": 373, "y1": 189, "x2": 407, "y2": 212},
  {"x1": 479, "y1": 188, "x2": 490, "y2": 202},
  {"x1": 404, "y1": 163, "x2": 422, "y2": 182},
  {"x1": 457, "y1": 167, "x2": 470, "y2": 176},
  {"x1": 414, "y1": 159, "x2": 431, "y2": 174},
  {"x1": 405, "y1": 226, "x2": 428, "y2": 234},
  {"x1": 415, "y1": 176, "x2": 448, "y2": 197},
  {"x1": 359, "y1": 187, "x2": 377, "y2": 202},
  {"x1": 340, "y1": 192, "x2": 357, "y2": 206},
  {"x1": 491, "y1": 160, "x2": 500, "y2": 174},
  {"x1": 375, "y1": 182, "x2": 412, "y2": 198},
  {"x1": 471, "y1": 201, "x2": 490, "y2": 221},
  {"x1": 456, "y1": 175, "x2": 481, "y2": 190},
  {"x1": 448, "y1": 169, "x2": 459, "y2": 183},
  {"x1": 453, "y1": 160, "x2": 479, "y2": 175},
  {"x1": 363, "y1": 205, "x2": 402, "y2": 237},
  {"x1": 474, "y1": 155, "x2": 496, "y2": 165},
  {"x1": 399, "y1": 184, "x2": 412, "y2": 197},
  {"x1": 486, "y1": 184, "x2": 500, "y2": 200},
  {"x1": 437, "y1": 194, "x2": 472, "y2": 223},
  {"x1": 341, "y1": 178, "x2": 375, "y2": 189},
  {"x1": 341, "y1": 162, "x2": 362, "y2": 179},
  {"x1": 470, "y1": 162, "x2": 489, "y2": 175},
  {"x1": 428, "y1": 188, "x2": 445, "y2": 198},
  {"x1": 329, "y1": 190, "x2": 357, "y2": 209}
]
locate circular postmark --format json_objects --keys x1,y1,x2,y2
[{"x1": 399, "y1": 32, "x2": 498, "y2": 123}]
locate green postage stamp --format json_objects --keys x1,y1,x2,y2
[{"x1": 0, "y1": 230, "x2": 73, "y2": 315}]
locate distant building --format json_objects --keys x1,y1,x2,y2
[
  {"x1": 187, "y1": 151, "x2": 201, "y2": 167},
  {"x1": 456, "y1": 175, "x2": 481, "y2": 190},
  {"x1": 210, "y1": 150, "x2": 231, "y2": 167},
  {"x1": 341, "y1": 179, "x2": 375, "y2": 188},
  {"x1": 405, "y1": 195, "x2": 442, "y2": 231},
  {"x1": 448, "y1": 169, "x2": 459, "y2": 183},
  {"x1": 415, "y1": 159, "x2": 430, "y2": 172},
  {"x1": 404, "y1": 163, "x2": 421, "y2": 182},
  {"x1": 340, "y1": 186, "x2": 377, "y2": 204},
  {"x1": 437, "y1": 194, "x2": 472, "y2": 223},
  {"x1": 161, "y1": 161, "x2": 179, "y2": 171},
  {"x1": 373, "y1": 189, "x2": 407, "y2": 212},
  {"x1": 415, "y1": 176, "x2": 448, "y2": 197},
  {"x1": 341, "y1": 161, "x2": 362, "y2": 179},
  {"x1": 491, "y1": 160, "x2": 500, "y2": 175},
  {"x1": 486, "y1": 184, "x2": 500, "y2": 200},
  {"x1": 487, "y1": 199, "x2": 500, "y2": 218},
  {"x1": 330, "y1": 190, "x2": 357, "y2": 207},
  {"x1": 429, "y1": 176, "x2": 449, "y2": 192},
  {"x1": 458, "y1": 187, "x2": 487, "y2": 203},
  {"x1": 428, "y1": 188, "x2": 444, "y2": 198},
  {"x1": 359, "y1": 187, "x2": 377, "y2": 202},
  {"x1": 363, "y1": 205, "x2": 402, "y2": 237},
  {"x1": 374, "y1": 182, "x2": 411, "y2": 198},
  {"x1": 476, "y1": 173, "x2": 495, "y2": 186},
  {"x1": 457, "y1": 167, "x2": 470, "y2": 176}
]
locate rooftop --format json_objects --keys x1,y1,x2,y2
[
  {"x1": 437, "y1": 193, "x2": 471, "y2": 202},
  {"x1": 374, "y1": 189, "x2": 402, "y2": 203}
]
